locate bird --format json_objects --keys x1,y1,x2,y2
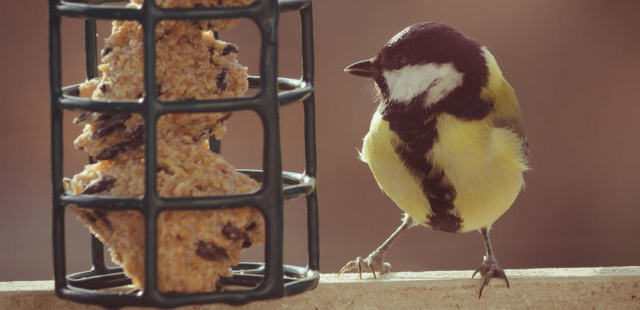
[{"x1": 338, "y1": 22, "x2": 529, "y2": 298}]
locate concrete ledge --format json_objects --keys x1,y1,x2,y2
[{"x1": 1, "y1": 267, "x2": 639, "y2": 309}]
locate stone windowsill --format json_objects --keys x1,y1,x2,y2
[{"x1": 1, "y1": 267, "x2": 639, "y2": 309}]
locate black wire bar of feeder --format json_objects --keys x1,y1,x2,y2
[{"x1": 49, "y1": 0, "x2": 319, "y2": 308}]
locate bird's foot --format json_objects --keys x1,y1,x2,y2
[
  {"x1": 471, "y1": 255, "x2": 509, "y2": 298},
  {"x1": 337, "y1": 250, "x2": 391, "y2": 279}
]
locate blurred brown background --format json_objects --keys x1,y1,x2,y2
[{"x1": 1, "y1": 0, "x2": 639, "y2": 281}]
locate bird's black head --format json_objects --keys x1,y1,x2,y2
[{"x1": 345, "y1": 22, "x2": 491, "y2": 119}]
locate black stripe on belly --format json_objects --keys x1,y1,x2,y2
[{"x1": 382, "y1": 96, "x2": 462, "y2": 233}]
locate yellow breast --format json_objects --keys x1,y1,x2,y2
[
  {"x1": 361, "y1": 111, "x2": 527, "y2": 233},
  {"x1": 361, "y1": 111, "x2": 428, "y2": 222},
  {"x1": 429, "y1": 114, "x2": 526, "y2": 232}
]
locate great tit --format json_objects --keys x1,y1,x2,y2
[{"x1": 338, "y1": 22, "x2": 529, "y2": 298}]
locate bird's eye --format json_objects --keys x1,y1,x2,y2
[{"x1": 393, "y1": 55, "x2": 407, "y2": 69}]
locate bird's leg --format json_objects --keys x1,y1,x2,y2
[
  {"x1": 338, "y1": 213, "x2": 419, "y2": 279},
  {"x1": 472, "y1": 228, "x2": 510, "y2": 298}
]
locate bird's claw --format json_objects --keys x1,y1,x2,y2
[
  {"x1": 337, "y1": 253, "x2": 392, "y2": 279},
  {"x1": 471, "y1": 255, "x2": 509, "y2": 298},
  {"x1": 337, "y1": 256, "x2": 370, "y2": 279}
]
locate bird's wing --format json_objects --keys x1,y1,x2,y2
[{"x1": 492, "y1": 116, "x2": 529, "y2": 159}]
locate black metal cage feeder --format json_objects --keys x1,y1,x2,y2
[{"x1": 49, "y1": 0, "x2": 319, "y2": 307}]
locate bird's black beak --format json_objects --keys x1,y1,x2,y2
[{"x1": 344, "y1": 59, "x2": 378, "y2": 78}]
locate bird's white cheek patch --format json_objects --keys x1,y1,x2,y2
[{"x1": 383, "y1": 63, "x2": 464, "y2": 107}]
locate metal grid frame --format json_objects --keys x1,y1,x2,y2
[{"x1": 48, "y1": 0, "x2": 319, "y2": 307}]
